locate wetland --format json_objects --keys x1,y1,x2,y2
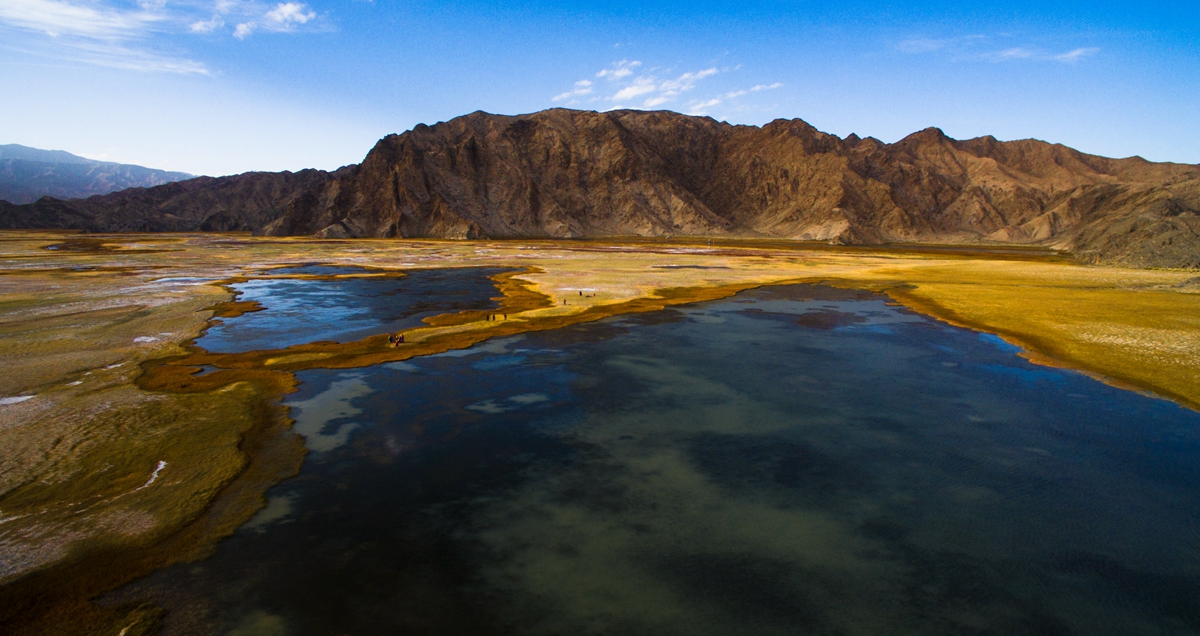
[{"x1": 1, "y1": 232, "x2": 1198, "y2": 635}]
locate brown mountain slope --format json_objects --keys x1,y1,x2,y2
[
  {"x1": 260, "y1": 109, "x2": 1199, "y2": 268},
  {"x1": 0, "y1": 169, "x2": 334, "y2": 233},
  {"x1": 2, "y1": 109, "x2": 1196, "y2": 268}
]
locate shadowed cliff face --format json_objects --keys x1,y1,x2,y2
[{"x1": 2, "y1": 109, "x2": 1197, "y2": 268}]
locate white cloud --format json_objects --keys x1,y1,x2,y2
[
  {"x1": 1053, "y1": 47, "x2": 1099, "y2": 63},
  {"x1": 552, "y1": 79, "x2": 594, "y2": 102},
  {"x1": 597, "y1": 59, "x2": 640, "y2": 80},
  {"x1": 658, "y1": 67, "x2": 717, "y2": 93},
  {"x1": 0, "y1": 0, "x2": 161, "y2": 39},
  {"x1": 190, "y1": 15, "x2": 224, "y2": 33},
  {"x1": 0, "y1": 0, "x2": 215, "y2": 73},
  {"x1": 995, "y1": 47, "x2": 1034, "y2": 60},
  {"x1": 985, "y1": 45, "x2": 1100, "y2": 63},
  {"x1": 264, "y1": 2, "x2": 315, "y2": 28},
  {"x1": 231, "y1": 2, "x2": 317, "y2": 38},
  {"x1": 552, "y1": 60, "x2": 762, "y2": 113},
  {"x1": 899, "y1": 35, "x2": 1099, "y2": 65},
  {"x1": 29, "y1": 37, "x2": 210, "y2": 73},
  {"x1": 611, "y1": 76, "x2": 657, "y2": 101},
  {"x1": 687, "y1": 98, "x2": 722, "y2": 116}
]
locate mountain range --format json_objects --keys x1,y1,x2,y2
[
  {"x1": 0, "y1": 144, "x2": 193, "y2": 205},
  {"x1": 2, "y1": 110, "x2": 1196, "y2": 268}
]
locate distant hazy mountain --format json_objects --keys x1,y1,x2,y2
[
  {"x1": 0, "y1": 144, "x2": 194, "y2": 204},
  {"x1": 1, "y1": 110, "x2": 1197, "y2": 268}
]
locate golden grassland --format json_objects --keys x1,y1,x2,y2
[{"x1": 0, "y1": 230, "x2": 1196, "y2": 634}]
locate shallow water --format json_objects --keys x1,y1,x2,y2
[
  {"x1": 122, "y1": 285, "x2": 1200, "y2": 635},
  {"x1": 197, "y1": 266, "x2": 505, "y2": 352}
]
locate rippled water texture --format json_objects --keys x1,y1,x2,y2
[
  {"x1": 123, "y1": 285, "x2": 1200, "y2": 635},
  {"x1": 197, "y1": 265, "x2": 505, "y2": 352}
]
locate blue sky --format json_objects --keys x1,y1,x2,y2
[{"x1": 1, "y1": 0, "x2": 1197, "y2": 176}]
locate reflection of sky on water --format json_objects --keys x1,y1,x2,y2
[
  {"x1": 197, "y1": 266, "x2": 505, "y2": 352},
  {"x1": 120, "y1": 285, "x2": 1200, "y2": 636}
]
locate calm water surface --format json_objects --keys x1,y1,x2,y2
[
  {"x1": 121, "y1": 284, "x2": 1200, "y2": 635},
  {"x1": 197, "y1": 265, "x2": 505, "y2": 352}
]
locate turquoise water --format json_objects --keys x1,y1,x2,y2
[{"x1": 119, "y1": 284, "x2": 1200, "y2": 635}]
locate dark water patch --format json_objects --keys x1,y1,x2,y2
[
  {"x1": 1051, "y1": 552, "x2": 1200, "y2": 628},
  {"x1": 197, "y1": 266, "x2": 506, "y2": 353},
  {"x1": 649, "y1": 552, "x2": 835, "y2": 634},
  {"x1": 795, "y1": 309, "x2": 868, "y2": 329},
  {"x1": 116, "y1": 285, "x2": 1200, "y2": 635},
  {"x1": 688, "y1": 433, "x2": 870, "y2": 507},
  {"x1": 265, "y1": 264, "x2": 378, "y2": 276}
]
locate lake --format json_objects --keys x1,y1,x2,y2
[
  {"x1": 117, "y1": 272, "x2": 1200, "y2": 635},
  {"x1": 197, "y1": 265, "x2": 506, "y2": 353}
]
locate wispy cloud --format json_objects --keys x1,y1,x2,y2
[
  {"x1": 597, "y1": 59, "x2": 640, "y2": 80},
  {"x1": 0, "y1": 0, "x2": 206, "y2": 72},
  {"x1": 993, "y1": 47, "x2": 1035, "y2": 60},
  {"x1": 612, "y1": 76, "x2": 658, "y2": 101},
  {"x1": 982, "y1": 45, "x2": 1100, "y2": 63},
  {"x1": 896, "y1": 35, "x2": 988, "y2": 54},
  {"x1": 0, "y1": 0, "x2": 327, "y2": 72},
  {"x1": 60, "y1": 39, "x2": 210, "y2": 73},
  {"x1": 552, "y1": 79, "x2": 594, "y2": 102},
  {"x1": 688, "y1": 82, "x2": 782, "y2": 115},
  {"x1": 550, "y1": 60, "x2": 724, "y2": 109},
  {"x1": 0, "y1": 0, "x2": 161, "y2": 39},
  {"x1": 688, "y1": 98, "x2": 721, "y2": 113},
  {"x1": 1052, "y1": 47, "x2": 1099, "y2": 63},
  {"x1": 551, "y1": 58, "x2": 784, "y2": 117},
  {"x1": 898, "y1": 34, "x2": 1100, "y2": 65}
]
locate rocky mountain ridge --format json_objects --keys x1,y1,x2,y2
[{"x1": 2, "y1": 110, "x2": 1197, "y2": 268}]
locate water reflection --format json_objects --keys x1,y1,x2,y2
[{"x1": 118, "y1": 285, "x2": 1200, "y2": 635}]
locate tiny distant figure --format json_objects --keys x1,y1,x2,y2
[
  {"x1": 387, "y1": 334, "x2": 395, "y2": 345},
  {"x1": 579, "y1": 291, "x2": 582, "y2": 296},
  {"x1": 503, "y1": 314, "x2": 507, "y2": 320},
  {"x1": 563, "y1": 299, "x2": 567, "y2": 305}
]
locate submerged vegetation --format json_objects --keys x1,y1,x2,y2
[{"x1": 0, "y1": 231, "x2": 1197, "y2": 633}]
